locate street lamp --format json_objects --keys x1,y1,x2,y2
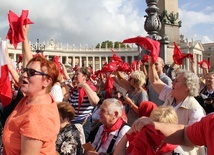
[{"x1": 31, "y1": 39, "x2": 45, "y2": 53}]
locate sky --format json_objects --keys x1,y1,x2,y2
[{"x1": 0, "y1": 0, "x2": 214, "y2": 48}]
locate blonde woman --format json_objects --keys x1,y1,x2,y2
[{"x1": 113, "y1": 70, "x2": 148, "y2": 126}]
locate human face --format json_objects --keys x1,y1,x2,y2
[
  {"x1": 128, "y1": 76, "x2": 135, "y2": 86},
  {"x1": 154, "y1": 58, "x2": 164, "y2": 74},
  {"x1": 171, "y1": 73, "x2": 188, "y2": 97},
  {"x1": 99, "y1": 102, "x2": 115, "y2": 127},
  {"x1": 74, "y1": 71, "x2": 87, "y2": 84},
  {"x1": 20, "y1": 61, "x2": 49, "y2": 96},
  {"x1": 205, "y1": 74, "x2": 214, "y2": 88}
]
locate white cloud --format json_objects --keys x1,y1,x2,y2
[
  {"x1": 0, "y1": 0, "x2": 147, "y2": 47},
  {"x1": 201, "y1": 36, "x2": 213, "y2": 43},
  {"x1": 179, "y1": 7, "x2": 214, "y2": 43}
]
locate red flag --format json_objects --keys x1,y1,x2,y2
[
  {"x1": 6, "y1": 10, "x2": 34, "y2": 49},
  {"x1": 122, "y1": 36, "x2": 160, "y2": 62},
  {"x1": 0, "y1": 41, "x2": 12, "y2": 107},
  {"x1": 173, "y1": 42, "x2": 193, "y2": 65}
]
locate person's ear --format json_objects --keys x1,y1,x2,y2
[
  {"x1": 114, "y1": 111, "x2": 119, "y2": 118},
  {"x1": 43, "y1": 77, "x2": 52, "y2": 88}
]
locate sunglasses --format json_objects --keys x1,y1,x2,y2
[{"x1": 21, "y1": 68, "x2": 49, "y2": 77}]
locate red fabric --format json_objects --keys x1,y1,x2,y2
[
  {"x1": 141, "y1": 54, "x2": 149, "y2": 63},
  {"x1": 111, "y1": 49, "x2": 123, "y2": 64},
  {"x1": 0, "y1": 41, "x2": 12, "y2": 107},
  {"x1": 131, "y1": 60, "x2": 139, "y2": 71},
  {"x1": 186, "y1": 113, "x2": 214, "y2": 154},
  {"x1": 6, "y1": 10, "x2": 34, "y2": 49},
  {"x1": 72, "y1": 65, "x2": 80, "y2": 72},
  {"x1": 197, "y1": 60, "x2": 210, "y2": 70},
  {"x1": 101, "y1": 62, "x2": 117, "y2": 73},
  {"x1": 101, "y1": 117, "x2": 124, "y2": 144},
  {"x1": 117, "y1": 62, "x2": 131, "y2": 73},
  {"x1": 78, "y1": 81, "x2": 96, "y2": 114},
  {"x1": 126, "y1": 125, "x2": 177, "y2": 155},
  {"x1": 17, "y1": 54, "x2": 23, "y2": 63},
  {"x1": 138, "y1": 101, "x2": 157, "y2": 117},
  {"x1": 122, "y1": 36, "x2": 160, "y2": 62},
  {"x1": 173, "y1": 42, "x2": 193, "y2": 65},
  {"x1": 52, "y1": 56, "x2": 63, "y2": 74},
  {"x1": 104, "y1": 76, "x2": 115, "y2": 98}
]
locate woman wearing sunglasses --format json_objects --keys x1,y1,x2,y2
[{"x1": 2, "y1": 55, "x2": 60, "y2": 155}]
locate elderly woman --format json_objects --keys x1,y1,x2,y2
[
  {"x1": 148, "y1": 56, "x2": 206, "y2": 154},
  {"x1": 113, "y1": 70, "x2": 148, "y2": 126},
  {"x1": 86, "y1": 98, "x2": 130, "y2": 155},
  {"x1": 2, "y1": 55, "x2": 60, "y2": 154},
  {"x1": 56, "y1": 102, "x2": 84, "y2": 155}
]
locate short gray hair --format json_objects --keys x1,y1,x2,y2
[
  {"x1": 103, "y1": 98, "x2": 123, "y2": 117},
  {"x1": 177, "y1": 69, "x2": 199, "y2": 96}
]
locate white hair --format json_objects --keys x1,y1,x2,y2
[{"x1": 103, "y1": 98, "x2": 123, "y2": 117}]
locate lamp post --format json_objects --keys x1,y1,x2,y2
[{"x1": 31, "y1": 39, "x2": 45, "y2": 53}]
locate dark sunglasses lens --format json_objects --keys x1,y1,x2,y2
[
  {"x1": 27, "y1": 69, "x2": 36, "y2": 76},
  {"x1": 21, "y1": 68, "x2": 27, "y2": 74}
]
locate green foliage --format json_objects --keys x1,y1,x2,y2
[{"x1": 95, "y1": 40, "x2": 130, "y2": 48}]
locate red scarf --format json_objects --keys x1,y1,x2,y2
[
  {"x1": 126, "y1": 125, "x2": 177, "y2": 155},
  {"x1": 78, "y1": 81, "x2": 96, "y2": 114},
  {"x1": 101, "y1": 117, "x2": 124, "y2": 144}
]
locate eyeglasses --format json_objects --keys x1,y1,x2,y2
[{"x1": 21, "y1": 68, "x2": 49, "y2": 77}]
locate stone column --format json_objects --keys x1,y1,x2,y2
[
  {"x1": 99, "y1": 56, "x2": 102, "y2": 70},
  {"x1": 73, "y1": 56, "x2": 75, "y2": 67},
  {"x1": 125, "y1": 56, "x2": 127, "y2": 62},
  {"x1": 86, "y1": 56, "x2": 88, "y2": 67},
  {"x1": 105, "y1": 56, "x2": 108, "y2": 63},
  {"x1": 92, "y1": 56, "x2": 95, "y2": 71},
  {"x1": 80, "y1": 56, "x2": 82, "y2": 67}
]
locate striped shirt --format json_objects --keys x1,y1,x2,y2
[{"x1": 68, "y1": 88, "x2": 94, "y2": 123}]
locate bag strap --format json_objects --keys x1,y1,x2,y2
[{"x1": 106, "y1": 123, "x2": 126, "y2": 154}]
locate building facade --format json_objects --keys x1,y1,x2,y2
[{"x1": 7, "y1": 39, "x2": 140, "y2": 72}]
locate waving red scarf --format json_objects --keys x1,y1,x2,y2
[
  {"x1": 122, "y1": 36, "x2": 160, "y2": 62},
  {"x1": 197, "y1": 60, "x2": 210, "y2": 70},
  {"x1": 6, "y1": 10, "x2": 34, "y2": 49},
  {"x1": 173, "y1": 42, "x2": 193, "y2": 65},
  {"x1": 126, "y1": 125, "x2": 177, "y2": 155},
  {"x1": 111, "y1": 49, "x2": 123, "y2": 64},
  {"x1": 101, "y1": 117, "x2": 124, "y2": 144}
]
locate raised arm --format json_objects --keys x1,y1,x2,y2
[
  {"x1": 22, "y1": 25, "x2": 33, "y2": 67},
  {"x1": 131, "y1": 117, "x2": 192, "y2": 146},
  {"x1": 148, "y1": 57, "x2": 166, "y2": 94},
  {"x1": 5, "y1": 45, "x2": 20, "y2": 86},
  {"x1": 79, "y1": 82, "x2": 100, "y2": 106},
  {"x1": 112, "y1": 71, "x2": 131, "y2": 92}
]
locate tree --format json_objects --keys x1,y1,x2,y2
[{"x1": 95, "y1": 40, "x2": 130, "y2": 48}]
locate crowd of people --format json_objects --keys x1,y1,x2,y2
[{"x1": 0, "y1": 24, "x2": 214, "y2": 155}]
